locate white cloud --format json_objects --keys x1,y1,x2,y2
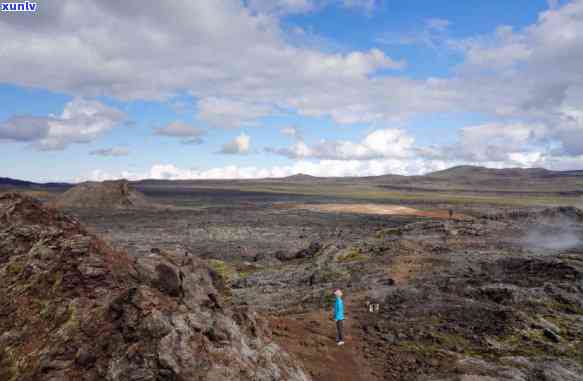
[
  {"x1": 3, "y1": 0, "x2": 583, "y2": 176},
  {"x1": 197, "y1": 98, "x2": 274, "y2": 129},
  {"x1": 0, "y1": 0, "x2": 414, "y2": 129},
  {"x1": 268, "y1": 128, "x2": 414, "y2": 160},
  {"x1": 155, "y1": 121, "x2": 206, "y2": 144},
  {"x1": 81, "y1": 144, "x2": 583, "y2": 182},
  {"x1": 90, "y1": 147, "x2": 130, "y2": 157},
  {"x1": 441, "y1": 0, "x2": 583, "y2": 163},
  {"x1": 247, "y1": 0, "x2": 315, "y2": 15},
  {"x1": 377, "y1": 18, "x2": 451, "y2": 49},
  {"x1": 0, "y1": 98, "x2": 125, "y2": 151},
  {"x1": 342, "y1": 0, "x2": 377, "y2": 12},
  {"x1": 0, "y1": 116, "x2": 50, "y2": 141},
  {"x1": 155, "y1": 122, "x2": 204, "y2": 137},
  {"x1": 281, "y1": 126, "x2": 302, "y2": 139},
  {"x1": 426, "y1": 18, "x2": 450, "y2": 31},
  {"x1": 219, "y1": 132, "x2": 252, "y2": 154},
  {"x1": 452, "y1": 26, "x2": 532, "y2": 69},
  {"x1": 456, "y1": 123, "x2": 548, "y2": 162}
]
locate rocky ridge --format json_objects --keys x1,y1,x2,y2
[{"x1": 0, "y1": 193, "x2": 310, "y2": 381}]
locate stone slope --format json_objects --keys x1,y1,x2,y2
[{"x1": 0, "y1": 193, "x2": 309, "y2": 381}]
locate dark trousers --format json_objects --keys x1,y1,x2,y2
[{"x1": 336, "y1": 320, "x2": 344, "y2": 342}]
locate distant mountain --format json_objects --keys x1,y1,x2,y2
[
  {"x1": 0, "y1": 177, "x2": 38, "y2": 187},
  {"x1": 281, "y1": 173, "x2": 320, "y2": 181},
  {"x1": 2, "y1": 165, "x2": 582, "y2": 189},
  {"x1": 426, "y1": 166, "x2": 556, "y2": 179},
  {"x1": 0, "y1": 177, "x2": 70, "y2": 188}
]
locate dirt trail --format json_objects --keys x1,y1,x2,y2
[
  {"x1": 270, "y1": 307, "x2": 382, "y2": 381},
  {"x1": 269, "y1": 246, "x2": 439, "y2": 380}
]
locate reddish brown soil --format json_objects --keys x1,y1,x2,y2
[
  {"x1": 277, "y1": 203, "x2": 464, "y2": 219},
  {"x1": 269, "y1": 307, "x2": 383, "y2": 381},
  {"x1": 268, "y1": 248, "x2": 440, "y2": 381}
]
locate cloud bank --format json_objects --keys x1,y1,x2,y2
[{"x1": 1, "y1": 0, "x2": 583, "y2": 180}]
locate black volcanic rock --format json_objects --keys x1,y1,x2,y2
[{"x1": 0, "y1": 193, "x2": 310, "y2": 381}]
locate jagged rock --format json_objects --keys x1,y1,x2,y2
[
  {"x1": 0, "y1": 193, "x2": 310, "y2": 381},
  {"x1": 273, "y1": 242, "x2": 323, "y2": 261},
  {"x1": 296, "y1": 242, "x2": 323, "y2": 259}
]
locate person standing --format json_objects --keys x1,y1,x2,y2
[{"x1": 333, "y1": 289, "x2": 345, "y2": 346}]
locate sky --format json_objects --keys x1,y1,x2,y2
[{"x1": 1, "y1": 0, "x2": 583, "y2": 182}]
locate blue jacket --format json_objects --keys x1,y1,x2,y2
[{"x1": 334, "y1": 297, "x2": 344, "y2": 321}]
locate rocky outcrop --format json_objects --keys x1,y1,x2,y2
[
  {"x1": 52, "y1": 180, "x2": 151, "y2": 209},
  {"x1": 0, "y1": 193, "x2": 310, "y2": 381}
]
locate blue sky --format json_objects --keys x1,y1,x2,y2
[{"x1": 1, "y1": 0, "x2": 582, "y2": 182}]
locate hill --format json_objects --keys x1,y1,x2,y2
[
  {"x1": 53, "y1": 180, "x2": 151, "y2": 209},
  {"x1": 426, "y1": 165, "x2": 555, "y2": 179},
  {"x1": 0, "y1": 177, "x2": 69, "y2": 189},
  {"x1": 282, "y1": 173, "x2": 320, "y2": 181}
]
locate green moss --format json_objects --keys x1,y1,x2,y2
[
  {"x1": 6, "y1": 261, "x2": 24, "y2": 276},
  {"x1": 397, "y1": 331, "x2": 483, "y2": 359},
  {"x1": 55, "y1": 301, "x2": 80, "y2": 338},
  {"x1": 497, "y1": 328, "x2": 566, "y2": 358},
  {"x1": 548, "y1": 301, "x2": 583, "y2": 315},
  {"x1": 237, "y1": 271, "x2": 251, "y2": 279},
  {"x1": 51, "y1": 272, "x2": 63, "y2": 293},
  {"x1": 397, "y1": 340, "x2": 443, "y2": 357},
  {"x1": 337, "y1": 248, "x2": 369, "y2": 263},
  {"x1": 316, "y1": 267, "x2": 350, "y2": 283},
  {"x1": 39, "y1": 301, "x2": 54, "y2": 321},
  {"x1": 0, "y1": 348, "x2": 17, "y2": 381},
  {"x1": 208, "y1": 260, "x2": 236, "y2": 282},
  {"x1": 376, "y1": 228, "x2": 403, "y2": 239}
]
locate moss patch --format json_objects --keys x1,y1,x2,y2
[
  {"x1": 0, "y1": 348, "x2": 17, "y2": 381},
  {"x1": 337, "y1": 248, "x2": 369, "y2": 263},
  {"x1": 376, "y1": 228, "x2": 403, "y2": 239},
  {"x1": 6, "y1": 261, "x2": 24, "y2": 277},
  {"x1": 208, "y1": 260, "x2": 236, "y2": 283},
  {"x1": 315, "y1": 267, "x2": 350, "y2": 283}
]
